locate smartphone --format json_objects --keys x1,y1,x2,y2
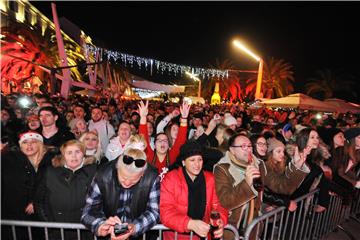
[{"x1": 114, "y1": 223, "x2": 129, "y2": 236}]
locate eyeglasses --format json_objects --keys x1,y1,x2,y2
[
  {"x1": 156, "y1": 139, "x2": 168, "y2": 144},
  {"x1": 231, "y1": 144, "x2": 253, "y2": 150},
  {"x1": 123, "y1": 155, "x2": 146, "y2": 168},
  {"x1": 256, "y1": 142, "x2": 268, "y2": 147}
]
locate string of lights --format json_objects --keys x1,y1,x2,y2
[{"x1": 85, "y1": 44, "x2": 229, "y2": 79}]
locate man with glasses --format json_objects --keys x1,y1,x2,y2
[
  {"x1": 81, "y1": 148, "x2": 159, "y2": 240},
  {"x1": 213, "y1": 133, "x2": 266, "y2": 239}
]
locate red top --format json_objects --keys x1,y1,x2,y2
[
  {"x1": 139, "y1": 123, "x2": 187, "y2": 173},
  {"x1": 160, "y1": 168, "x2": 228, "y2": 240}
]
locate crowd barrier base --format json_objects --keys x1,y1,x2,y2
[
  {"x1": 0, "y1": 220, "x2": 240, "y2": 240},
  {"x1": 242, "y1": 188, "x2": 360, "y2": 240}
]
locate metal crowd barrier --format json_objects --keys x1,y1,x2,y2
[
  {"x1": 2, "y1": 189, "x2": 359, "y2": 240},
  {"x1": 243, "y1": 188, "x2": 360, "y2": 240},
  {"x1": 0, "y1": 220, "x2": 240, "y2": 240}
]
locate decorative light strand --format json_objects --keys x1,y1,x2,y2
[{"x1": 85, "y1": 44, "x2": 228, "y2": 79}]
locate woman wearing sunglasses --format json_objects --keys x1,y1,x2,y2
[
  {"x1": 138, "y1": 100, "x2": 190, "y2": 173},
  {"x1": 160, "y1": 140, "x2": 228, "y2": 240}
]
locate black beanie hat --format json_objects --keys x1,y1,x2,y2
[
  {"x1": 344, "y1": 128, "x2": 360, "y2": 141},
  {"x1": 319, "y1": 127, "x2": 343, "y2": 146},
  {"x1": 176, "y1": 140, "x2": 203, "y2": 163},
  {"x1": 193, "y1": 112, "x2": 204, "y2": 119}
]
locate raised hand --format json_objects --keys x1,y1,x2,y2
[
  {"x1": 293, "y1": 146, "x2": 308, "y2": 169},
  {"x1": 180, "y1": 101, "x2": 191, "y2": 119},
  {"x1": 137, "y1": 100, "x2": 149, "y2": 118}
]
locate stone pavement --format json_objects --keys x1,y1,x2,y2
[{"x1": 324, "y1": 217, "x2": 360, "y2": 240}]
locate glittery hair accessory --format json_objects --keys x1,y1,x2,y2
[{"x1": 19, "y1": 131, "x2": 43, "y2": 144}]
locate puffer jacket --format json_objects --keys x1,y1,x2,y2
[
  {"x1": 34, "y1": 156, "x2": 97, "y2": 223},
  {"x1": 1, "y1": 147, "x2": 58, "y2": 220},
  {"x1": 160, "y1": 167, "x2": 228, "y2": 240}
]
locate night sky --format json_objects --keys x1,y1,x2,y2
[{"x1": 31, "y1": 1, "x2": 360, "y2": 101}]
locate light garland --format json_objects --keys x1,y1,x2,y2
[{"x1": 85, "y1": 44, "x2": 229, "y2": 79}]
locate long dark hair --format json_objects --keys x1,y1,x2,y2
[
  {"x1": 164, "y1": 122, "x2": 179, "y2": 148},
  {"x1": 296, "y1": 127, "x2": 313, "y2": 152},
  {"x1": 330, "y1": 146, "x2": 349, "y2": 173},
  {"x1": 296, "y1": 127, "x2": 326, "y2": 165},
  {"x1": 153, "y1": 132, "x2": 170, "y2": 166}
]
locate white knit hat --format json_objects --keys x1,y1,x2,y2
[
  {"x1": 19, "y1": 131, "x2": 43, "y2": 145},
  {"x1": 224, "y1": 113, "x2": 237, "y2": 126}
]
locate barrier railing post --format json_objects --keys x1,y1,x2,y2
[
  {"x1": 27, "y1": 226, "x2": 32, "y2": 240},
  {"x1": 11, "y1": 225, "x2": 17, "y2": 240},
  {"x1": 1, "y1": 220, "x2": 240, "y2": 240}
]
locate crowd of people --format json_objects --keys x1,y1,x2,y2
[{"x1": 1, "y1": 92, "x2": 360, "y2": 240}]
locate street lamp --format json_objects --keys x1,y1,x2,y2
[
  {"x1": 233, "y1": 40, "x2": 263, "y2": 99},
  {"x1": 185, "y1": 71, "x2": 201, "y2": 98}
]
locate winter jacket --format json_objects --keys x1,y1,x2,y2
[
  {"x1": 160, "y1": 168, "x2": 228, "y2": 240},
  {"x1": 105, "y1": 136, "x2": 131, "y2": 161},
  {"x1": 42, "y1": 128, "x2": 75, "y2": 148},
  {"x1": 1, "y1": 147, "x2": 58, "y2": 220},
  {"x1": 34, "y1": 158, "x2": 97, "y2": 223},
  {"x1": 213, "y1": 151, "x2": 266, "y2": 240},
  {"x1": 263, "y1": 160, "x2": 309, "y2": 195}
]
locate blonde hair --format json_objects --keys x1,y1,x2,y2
[
  {"x1": 117, "y1": 148, "x2": 147, "y2": 173},
  {"x1": 60, "y1": 140, "x2": 85, "y2": 161},
  {"x1": 79, "y1": 131, "x2": 103, "y2": 163},
  {"x1": 126, "y1": 134, "x2": 147, "y2": 151},
  {"x1": 20, "y1": 139, "x2": 47, "y2": 170}
]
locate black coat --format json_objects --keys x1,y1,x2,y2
[
  {"x1": 35, "y1": 163, "x2": 97, "y2": 223},
  {"x1": 1, "y1": 147, "x2": 58, "y2": 220},
  {"x1": 42, "y1": 129, "x2": 75, "y2": 148}
]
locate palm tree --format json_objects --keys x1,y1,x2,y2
[
  {"x1": 305, "y1": 68, "x2": 357, "y2": 99},
  {"x1": 1, "y1": 21, "x2": 57, "y2": 93},
  {"x1": 205, "y1": 59, "x2": 244, "y2": 102},
  {"x1": 246, "y1": 57, "x2": 295, "y2": 99},
  {"x1": 1, "y1": 20, "x2": 87, "y2": 94}
]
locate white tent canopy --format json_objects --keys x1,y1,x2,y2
[
  {"x1": 260, "y1": 93, "x2": 336, "y2": 112},
  {"x1": 129, "y1": 74, "x2": 185, "y2": 94},
  {"x1": 324, "y1": 98, "x2": 360, "y2": 114}
]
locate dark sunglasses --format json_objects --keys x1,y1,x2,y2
[{"x1": 123, "y1": 155, "x2": 146, "y2": 168}]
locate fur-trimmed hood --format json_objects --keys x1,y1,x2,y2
[{"x1": 51, "y1": 155, "x2": 95, "y2": 168}]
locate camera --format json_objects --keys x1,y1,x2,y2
[{"x1": 114, "y1": 223, "x2": 129, "y2": 236}]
